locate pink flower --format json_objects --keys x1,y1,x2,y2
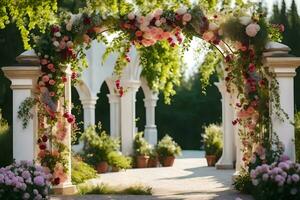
[
  {"x1": 135, "y1": 31, "x2": 143, "y2": 37},
  {"x1": 40, "y1": 59, "x2": 48, "y2": 65},
  {"x1": 67, "y1": 115, "x2": 75, "y2": 124},
  {"x1": 49, "y1": 79, "x2": 56, "y2": 85},
  {"x1": 182, "y1": 13, "x2": 192, "y2": 22},
  {"x1": 141, "y1": 39, "x2": 155, "y2": 47},
  {"x1": 59, "y1": 41, "x2": 66, "y2": 49},
  {"x1": 42, "y1": 75, "x2": 50, "y2": 83},
  {"x1": 249, "y1": 63, "x2": 256, "y2": 72},
  {"x1": 202, "y1": 31, "x2": 215, "y2": 42},
  {"x1": 246, "y1": 23, "x2": 261, "y2": 37},
  {"x1": 49, "y1": 92, "x2": 55, "y2": 97},
  {"x1": 127, "y1": 12, "x2": 135, "y2": 20},
  {"x1": 47, "y1": 63, "x2": 54, "y2": 70}
]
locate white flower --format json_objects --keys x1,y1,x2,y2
[
  {"x1": 44, "y1": 55, "x2": 49, "y2": 59},
  {"x1": 53, "y1": 41, "x2": 59, "y2": 47},
  {"x1": 128, "y1": 12, "x2": 135, "y2": 20},
  {"x1": 54, "y1": 32, "x2": 61, "y2": 37},
  {"x1": 66, "y1": 41, "x2": 73, "y2": 48},
  {"x1": 154, "y1": 9, "x2": 163, "y2": 17},
  {"x1": 155, "y1": 20, "x2": 162, "y2": 27},
  {"x1": 176, "y1": 6, "x2": 187, "y2": 15},
  {"x1": 66, "y1": 22, "x2": 72, "y2": 31},
  {"x1": 239, "y1": 16, "x2": 252, "y2": 26},
  {"x1": 245, "y1": 23, "x2": 260, "y2": 37},
  {"x1": 208, "y1": 23, "x2": 219, "y2": 31}
]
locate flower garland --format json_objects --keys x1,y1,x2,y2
[{"x1": 28, "y1": 4, "x2": 284, "y2": 185}]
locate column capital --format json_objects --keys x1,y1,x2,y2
[
  {"x1": 80, "y1": 97, "x2": 98, "y2": 109},
  {"x1": 121, "y1": 80, "x2": 141, "y2": 91},
  {"x1": 2, "y1": 66, "x2": 41, "y2": 90},
  {"x1": 264, "y1": 57, "x2": 300, "y2": 77},
  {"x1": 144, "y1": 97, "x2": 158, "y2": 107},
  {"x1": 107, "y1": 94, "x2": 120, "y2": 103}
]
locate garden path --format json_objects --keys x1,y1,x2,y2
[{"x1": 51, "y1": 150, "x2": 253, "y2": 200}]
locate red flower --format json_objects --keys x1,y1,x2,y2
[
  {"x1": 279, "y1": 24, "x2": 285, "y2": 32},
  {"x1": 115, "y1": 80, "x2": 120, "y2": 89},
  {"x1": 232, "y1": 120, "x2": 238, "y2": 125},
  {"x1": 248, "y1": 63, "x2": 256, "y2": 73},
  {"x1": 39, "y1": 143, "x2": 47, "y2": 150},
  {"x1": 71, "y1": 72, "x2": 77, "y2": 80},
  {"x1": 125, "y1": 55, "x2": 131, "y2": 62},
  {"x1": 62, "y1": 76, "x2": 67, "y2": 83},
  {"x1": 119, "y1": 87, "x2": 124, "y2": 97},
  {"x1": 225, "y1": 55, "x2": 233, "y2": 63},
  {"x1": 53, "y1": 177, "x2": 60, "y2": 185},
  {"x1": 63, "y1": 112, "x2": 70, "y2": 118},
  {"x1": 51, "y1": 26, "x2": 60, "y2": 33},
  {"x1": 42, "y1": 135, "x2": 48, "y2": 142},
  {"x1": 83, "y1": 17, "x2": 91, "y2": 25},
  {"x1": 67, "y1": 115, "x2": 75, "y2": 124}
]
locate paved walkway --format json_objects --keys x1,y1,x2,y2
[{"x1": 52, "y1": 151, "x2": 253, "y2": 200}]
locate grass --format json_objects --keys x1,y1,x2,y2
[{"x1": 78, "y1": 183, "x2": 152, "y2": 195}]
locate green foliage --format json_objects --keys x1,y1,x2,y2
[
  {"x1": 139, "y1": 41, "x2": 183, "y2": 104},
  {"x1": 134, "y1": 132, "x2": 151, "y2": 156},
  {"x1": 295, "y1": 112, "x2": 300, "y2": 162},
  {"x1": 0, "y1": 109, "x2": 11, "y2": 167},
  {"x1": 156, "y1": 135, "x2": 181, "y2": 157},
  {"x1": 81, "y1": 125, "x2": 120, "y2": 165},
  {"x1": 107, "y1": 151, "x2": 132, "y2": 170},
  {"x1": 71, "y1": 156, "x2": 97, "y2": 185},
  {"x1": 233, "y1": 169, "x2": 253, "y2": 194},
  {"x1": 78, "y1": 183, "x2": 152, "y2": 195},
  {"x1": 202, "y1": 124, "x2": 222, "y2": 158},
  {"x1": 17, "y1": 97, "x2": 36, "y2": 129}
]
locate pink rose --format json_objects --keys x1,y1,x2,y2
[
  {"x1": 42, "y1": 75, "x2": 50, "y2": 83},
  {"x1": 202, "y1": 31, "x2": 215, "y2": 42},
  {"x1": 49, "y1": 79, "x2": 56, "y2": 85},
  {"x1": 49, "y1": 92, "x2": 55, "y2": 97},
  {"x1": 47, "y1": 63, "x2": 54, "y2": 70},
  {"x1": 40, "y1": 59, "x2": 48, "y2": 65},
  {"x1": 246, "y1": 23, "x2": 260, "y2": 37},
  {"x1": 141, "y1": 39, "x2": 155, "y2": 47},
  {"x1": 59, "y1": 41, "x2": 66, "y2": 49},
  {"x1": 182, "y1": 13, "x2": 192, "y2": 22}
]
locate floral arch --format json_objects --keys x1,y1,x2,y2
[{"x1": 29, "y1": 3, "x2": 285, "y2": 187}]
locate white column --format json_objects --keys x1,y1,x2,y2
[
  {"x1": 107, "y1": 94, "x2": 121, "y2": 139},
  {"x1": 144, "y1": 94, "x2": 158, "y2": 146},
  {"x1": 120, "y1": 81, "x2": 140, "y2": 155},
  {"x1": 81, "y1": 98, "x2": 98, "y2": 129},
  {"x1": 265, "y1": 57, "x2": 300, "y2": 161},
  {"x1": 215, "y1": 82, "x2": 235, "y2": 169},
  {"x1": 2, "y1": 66, "x2": 40, "y2": 162},
  {"x1": 52, "y1": 65, "x2": 76, "y2": 194}
]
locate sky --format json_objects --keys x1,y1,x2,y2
[{"x1": 183, "y1": 0, "x2": 300, "y2": 79}]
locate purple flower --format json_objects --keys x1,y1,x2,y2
[
  {"x1": 291, "y1": 174, "x2": 300, "y2": 183},
  {"x1": 275, "y1": 175, "x2": 284, "y2": 183},
  {"x1": 33, "y1": 176, "x2": 45, "y2": 186},
  {"x1": 21, "y1": 171, "x2": 31, "y2": 179},
  {"x1": 262, "y1": 173, "x2": 269, "y2": 181},
  {"x1": 279, "y1": 155, "x2": 290, "y2": 162},
  {"x1": 278, "y1": 162, "x2": 289, "y2": 170}
]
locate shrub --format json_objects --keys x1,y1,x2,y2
[
  {"x1": 81, "y1": 126, "x2": 119, "y2": 166},
  {"x1": 133, "y1": 132, "x2": 151, "y2": 156},
  {"x1": 250, "y1": 155, "x2": 300, "y2": 200},
  {"x1": 295, "y1": 112, "x2": 300, "y2": 162},
  {"x1": 233, "y1": 169, "x2": 253, "y2": 194},
  {"x1": 0, "y1": 110, "x2": 12, "y2": 167},
  {"x1": 156, "y1": 135, "x2": 181, "y2": 158},
  {"x1": 0, "y1": 161, "x2": 51, "y2": 200},
  {"x1": 71, "y1": 156, "x2": 97, "y2": 185},
  {"x1": 107, "y1": 151, "x2": 132, "y2": 170},
  {"x1": 202, "y1": 124, "x2": 223, "y2": 158}
]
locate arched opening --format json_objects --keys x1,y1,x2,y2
[
  {"x1": 95, "y1": 81, "x2": 110, "y2": 133},
  {"x1": 136, "y1": 87, "x2": 146, "y2": 133}
]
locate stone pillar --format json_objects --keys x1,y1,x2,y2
[
  {"x1": 144, "y1": 93, "x2": 158, "y2": 146},
  {"x1": 120, "y1": 80, "x2": 140, "y2": 155},
  {"x1": 264, "y1": 42, "x2": 300, "y2": 161},
  {"x1": 81, "y1": 97, "x2": 98, "y2": 129},
  {"x1": 52, "y1": 65, "x2": 76, "y2": 194},
  {"x1": 215, "y1": 82, "x2": 235, "y2": 169},
  {"x1": 2, "y1": 66, "x2": 40, "y2": 162},
  {"x1": 107, "y1": 94, "x2": 121, "y2": 139}
]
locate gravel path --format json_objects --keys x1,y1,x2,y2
[{"x1": 51, "y1": 150, "x2": 253, "y2": 200}]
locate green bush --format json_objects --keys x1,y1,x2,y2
[
  {"x1": 233, "y1": 169, "x2": 253, "y2": 194},
  {"x1": 133, "y1": 132, "x2": 151, "y2": 156},
  {"x1": 81, "y1": 126, "x2": 119, "y2": 166},
  {"x1": 71, "y1": 156, "x2": 97, "y2": 185},
  {"x1": 202, "y1": 124, "x2": 223, "y2": 158},
  {"x1": 295, "y1": 112, "x2": 300, "y2": 162},
  {"x1": 0, "y1": 109, "x2": 12, "y2": 167},
  {"x1": 156, "y1": 135, "x2": 181, "y2": 158},
  {"x1": 107, "y1": 151, "x2": 132, "y2": 170}
]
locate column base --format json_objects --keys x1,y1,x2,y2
[
  {"x1": 52, "y1": 182, "x2": 77, "y2": 195},
  {"x1": 215, "y1": 163, "x2": 234, "y2": 169}
]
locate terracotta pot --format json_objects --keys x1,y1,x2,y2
[
  {"x1": 206, "y1": 155, "x2": 217, "y2": 167},
  {"x1": 148, "y1": 157, "x2": 159, "y2": 168},
  {"x1": 96, "y1": 161, "x2": 109, "y2": 173},
  {"x1": 162, "y1": 156, "x2": 175, "y2": 167},
  {"x1": 111, "y1": 166, "x2": 120, "y2": 172},
  {"x1": 136, "y1": 155, "x2": 149, "y2": 168}
]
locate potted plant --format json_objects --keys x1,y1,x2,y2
[
  {"x1": 107, "y1": 151, "x2": 132, "y2": 172},
  {"x1": 202, "y1": 124, "x2": 223, "y2": 166},
  {"x1": 134, "y1": 132, "x2": 151, "y2": 168},
  {"x1": 156, "y1": 135, "x2": 181, "y2": 167},
  {"x1": 148, "y1": 148, "x2": 159, "y2": 168},
  {"x1": 81, "y1": 126, "x2": 120, "y2": 173}
]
